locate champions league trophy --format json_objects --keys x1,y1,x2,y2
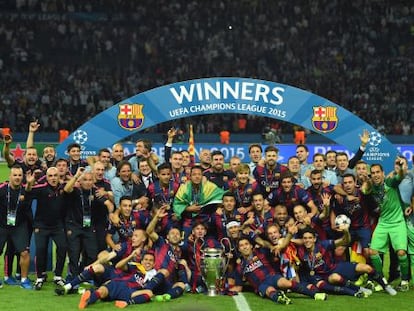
[{"x1": 198, "y1": 238, "x2": 232, "y2": 296}]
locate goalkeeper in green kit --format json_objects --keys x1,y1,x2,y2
[{"x1": 362, "y1": 158, "x2": 410, "y2": 294}]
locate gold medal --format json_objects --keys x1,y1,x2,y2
[
  {"x1": 310, "y1": 270, "x2": 315, "y2": 276},
  {"x1": 266, "y1": 186, "x2": 270, "y2": 193}
]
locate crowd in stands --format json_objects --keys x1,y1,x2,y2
[{"x1": 0, "y1": 0, "x2": 413, "y2": 135}]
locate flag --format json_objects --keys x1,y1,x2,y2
[
  {"x1": 188, "y1": 124, "x2": 195, "y2": 156},
  {"x1": 188, "y1": 124, "x2": 195, "y2": 166},
  {"x1": 173, "y1": 180, "x2": 225, "y2": 219},
  {"x1": 350, "y1": 241, "x2": 366, "y2": 263}
]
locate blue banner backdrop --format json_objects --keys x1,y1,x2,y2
[{"x1": 56, "y1": 77, "x2": 399, "y2": 171}]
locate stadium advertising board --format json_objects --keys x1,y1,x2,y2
[{"x1": 3, "y1": 143, "x2": 413, "y2": 166}]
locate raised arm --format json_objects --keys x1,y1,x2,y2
[
  {"x1": 115, "y1": 248, "x2": 142, "y2": 271},
  {"x1": 306, "y1": 199, "x2": 319, "y2": 219},
  {"x1": 279, "y1": 222, "x2": 298, "y2": 250},
  {"x1": 318, "y1": 192, "x2": 331, "y2": 220},
  {"x1": 146, "y1": 207, "x2": 167, "y2": 242},
  {"x1": 88, "y1": 249, "x2": 118, "y2": 267},
  {"x1": 349, "y1": 129, "x2": 369, "y2": 169},
  {"x1": 25, "y1": 171, "x2": 36, "y2": 192},
  {"x1": 164, "y1": 127, "x2": 176, "y2": 163},
  {"x1": 104, "y1": 199, "x2": 115, "y2": 214},
  {"x1": 2, "y1": 134, "x2": 15, "y2": 167},
  {"x1": 146, "y1": 153, "x2": 158, "y2": 174},
  {"x1": 63, "y1": 167, "x2": 85, "y2": 193},
  {"x1": 334, "y1": 225, "x2": 351, "y2": 247},
  {"x1": 26, "y1": 120, "x2": 40, "y2": 148}
]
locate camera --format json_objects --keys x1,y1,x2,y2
[
  {"x1": 1, "y1": 133, "x2": 12, "y2": 141},
  {"x1": 262, "y1": 127, "x2": 281, "y2": 145}
]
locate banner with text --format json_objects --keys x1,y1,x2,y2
[{"x1": 56, "y1": 78, "x2": 399, "y2": 171}]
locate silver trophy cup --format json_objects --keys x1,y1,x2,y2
[{"x1": 201, "y1": 247, "x2": 225, "y2": 296}]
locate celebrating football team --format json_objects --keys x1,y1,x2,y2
[{"x1": 1, "y1": 121, "x2": 413, "y2": 309}]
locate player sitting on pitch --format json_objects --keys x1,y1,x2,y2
[
  {"x1": 296, "y1": 225, "x2": 395, "y2": 297},
  {"x1": 228, "y1": 237, "x2": 327, "y2": 304}
]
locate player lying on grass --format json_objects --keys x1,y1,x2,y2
[
  {"x1": 56, "y1": 229, "x2": 148, "y2": 295},
  {"x1": 78, "y1": 252, "x2": 156, "y2": 309}
]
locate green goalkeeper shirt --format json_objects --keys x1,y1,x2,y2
[{"x1": 372, "y1": 174, "x2": 404, "y2": 225}]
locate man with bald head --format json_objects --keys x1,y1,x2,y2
[{"x1": 25, "y1": 167, "x2": 68, "y2": 290}]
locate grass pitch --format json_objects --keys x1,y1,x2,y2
[{"x1": 0, "y1": 279, "x2": 413, "y2": 311}]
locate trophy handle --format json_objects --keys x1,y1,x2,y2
[
  {"x1": 194, "y1": 237, "x2": 205, "y2": 273},
  {"x1": 220, "y1": 237, "x2": 229, "y2": 252},
  {"x1": 220, "y1": 237, "x2": 233, "y2": 277},
  {"x1": 220, "y1": 237, "x2": 233, "y2": 252},
  {"x1": 220, "y1": 237, "x2": 235, "y2": 255}
]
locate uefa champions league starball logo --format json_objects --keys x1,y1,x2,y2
[
  {"x1": 368, "y1": 131, "x2": 382, "y2": 147},
  {"x1": 73, "y1": 130, "x2": 88, "y2": 145}
]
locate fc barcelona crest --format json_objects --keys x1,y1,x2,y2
[
  {"x1": 118, "y1": 104, "x2": 144, "y2": 130},
  {"x1": 311, "y1": 106, "x2": 338, "y2": 133}
]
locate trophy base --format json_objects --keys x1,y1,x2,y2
[{"x1": 206, "y1": 288, "x2": 219, "y2": 297}]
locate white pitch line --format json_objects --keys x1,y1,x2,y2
[{"x1": 233, "y1": 293, "x2": 252, "y2": 311}]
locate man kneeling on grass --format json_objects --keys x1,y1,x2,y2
[
  {"x1": 227, "y1": 237, "x2": 327, "y2": 304},
  {"x1": 79, "y1": 252, "x2": 156, "y2": 309}
]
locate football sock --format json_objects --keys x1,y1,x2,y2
[
  {"x1": 167, "y1": 286, "x2": 184, "y2": 299},
  {"x1": 344, "y1": 280, "x2": 360, "y2": 291},
  {"x1": 144, "y1": 272, "x2": 165, "y2": 290},
  {"x1": 367, "y1": 270, "x2": 387, "y2": 287},
  {"x1": 4, "y1": 252, "x2": 12, "y2": 277},
  {"x1": 291, "y1": 280, "x2": 318, "y2": 297},
  {"x1": 129, "y1": 294, "x2": 151, "y2": 304},
  {"x1": 268, "y1": 290, "x2": 279, "y2": 302},
  {"x1": 318, "y1": 281, "x2": 356, "y2": 296},
  {"x1": 369, "y1": 254, "x2": 384, "y2": 277},
  {"x1": 410, "y1": 255, "x2": 414, "y2": 281},
  {"x1": 89, "y1": 290, "x2": 100, "y2": 304},
  {"x1": 72, "y1": 266, "x2": 95, "y2": 287},
  {"x1": 398, "y1": 254, "x2": 409, "y2": 281},
  {"x1": 178, "y1": 264, "x2": 189, "y2": 283}
]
